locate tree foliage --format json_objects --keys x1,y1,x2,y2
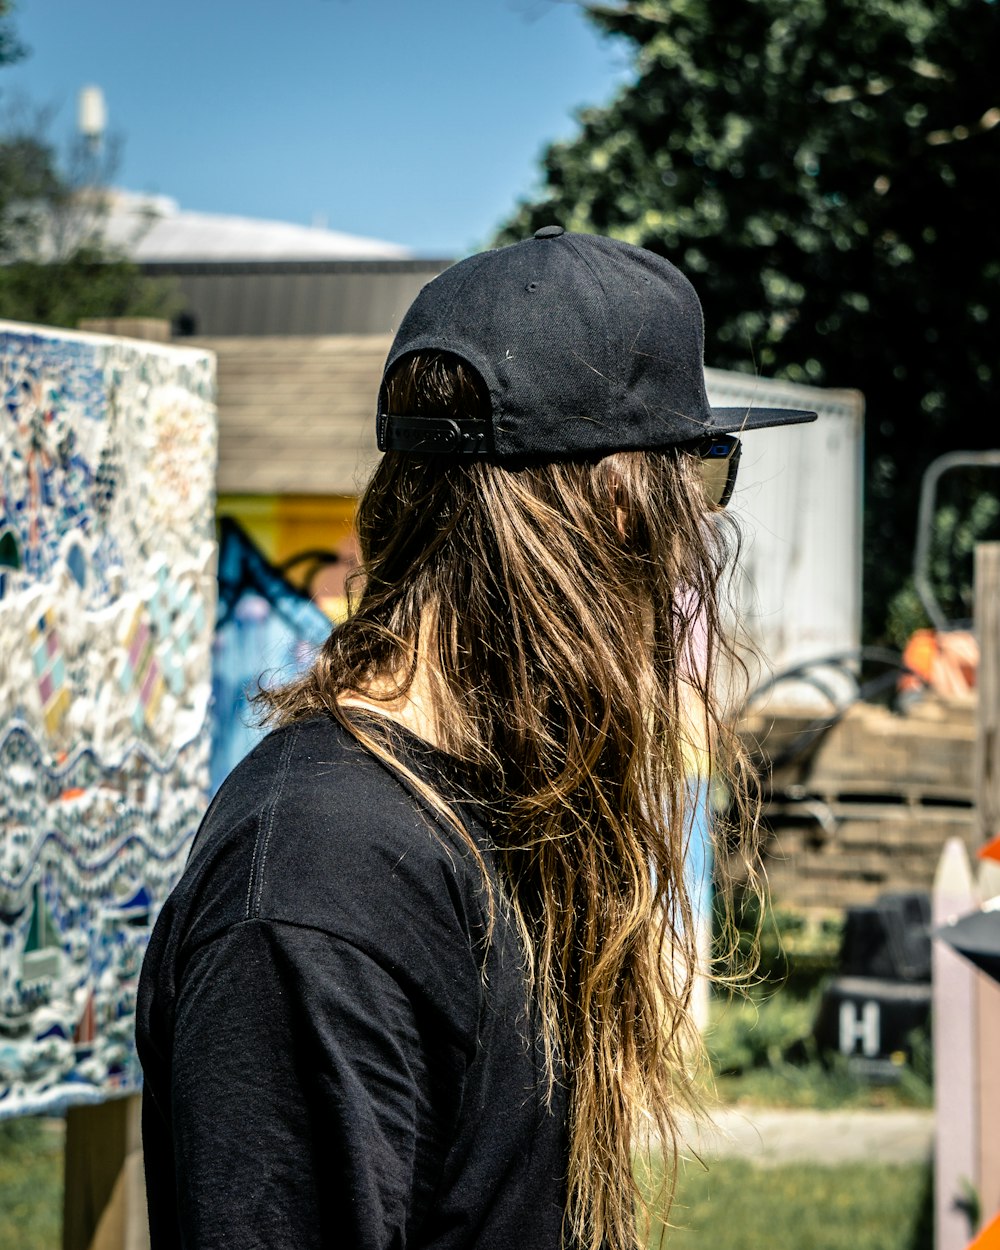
[
  {"x1": 0, "y1": 0, "x2": 22, "y2": 71},
  {"x1": 498, "y1": 0, "x2": 1000, "y2": 641},
  {"x1": 0, "y1": 4, "x2": 176, "y2": 332}
]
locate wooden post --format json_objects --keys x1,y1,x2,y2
[
  {"x1": 63, "y1": 1094, "x2": 148, "y2": 1250},
  {"x1": 975, "y1": 542, "x2": 1000, "y2": 1231},
  {"x1": 934, "y1": 836, "x2": 979, "y2": 1250}
]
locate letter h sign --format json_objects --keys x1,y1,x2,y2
[{"x1": 839, "y1": 999, "x2": 881, "y2": 1057}]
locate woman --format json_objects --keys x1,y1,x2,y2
[{"x1": 137, "y1": 227, "x2": 815, "y2": 1250}]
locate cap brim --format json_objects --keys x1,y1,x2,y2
[{"x1": 708, "y1": 406, "x2": 818, "y2": 433}]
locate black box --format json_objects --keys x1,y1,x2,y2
[{"x1": 814, "y1": 975, "x2": 931, "y2": 1080}]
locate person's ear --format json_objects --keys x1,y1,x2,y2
[{"x1": 605, "y1": 467, "x2": 628, "y2": 539}]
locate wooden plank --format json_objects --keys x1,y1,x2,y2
[
  {"x1": 933, "y1": 837, "x2": 979, "y2": 1250},
  {"x1": 744, "y1": 700, "x2": 978, "y2": 801}
]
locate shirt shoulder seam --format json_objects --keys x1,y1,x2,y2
[{"x1": 245, "y1": 723, "x2": 301, "y2": 920}]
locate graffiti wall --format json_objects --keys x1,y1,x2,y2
[
  {"x1": 216, "y1": 493, "x2": 358, "y2": 619},
  {"x1": 0, "y1": 323, "x2": 216, "y2": 1117},
  {"x1": 209, "y1": 497, "x2": 351, "y2": 791},
  {"x1": 211, "y1": 518, "x2": 330, "y2": 793}
]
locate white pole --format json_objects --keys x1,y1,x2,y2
[
  {"x1": 934, "y1": 836, "x2": 978, "y2": 1250},
  {"x1": 977, "y1": 858, "x2": 1000, "y2": 1229}
]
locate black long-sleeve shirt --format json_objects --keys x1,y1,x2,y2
[{"x1": 137, "y1": 714, "x2": 569, "y2": 1249}]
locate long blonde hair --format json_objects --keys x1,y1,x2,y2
[{"x1": 259, "y1": 351, "x2": 761, "y2": 1250}]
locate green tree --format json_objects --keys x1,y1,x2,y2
[
  {"x1": 498, "y1": 0, "x2": 1000, "y2": 643},
  {"x1": 0, "y1": 5, "x2": 177, "y2": 330},
  {"x1": 0, "y1": 0, "x2": 23, "y2": 71},
  {"x1": 0, "y1": 131, "x2": 179, "y2": 329}
]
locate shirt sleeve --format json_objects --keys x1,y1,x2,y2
[{"x1": 168, "y1": 918, "x2": 471, "y2": 1249}]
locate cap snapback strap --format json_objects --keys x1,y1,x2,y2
[{"x1": 380, "y1": 415, "x2": 492, "y2": 456}]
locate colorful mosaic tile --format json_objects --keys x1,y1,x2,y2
[
  {"x1": 0, "y1": 322, "x2": 216, "y2": 1117},
  {"x1": 29, "y1": 609, "x2": 71, "y2": 738}
]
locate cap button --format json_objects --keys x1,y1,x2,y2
[{"x1": 533, "y1": 225, "x2": 565, "y2": 239}]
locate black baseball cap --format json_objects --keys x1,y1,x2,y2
[{"x1": 378, "y1": 226, "x2": 817, "y2": 458}]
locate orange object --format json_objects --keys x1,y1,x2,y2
[
  {"x1": 902, "y1": 629, "x2": 938, "y2": 686},
  {"x1": 60, "y1": 787, "x2": 86, "y2": 801},
  {"x1": 981, "y1": 833, "x2": 1000, "y2": 864},
  {"x1": 901, "y1": 628, "x2": 978, "y2": 699},
  {"x1": 967, "y1": 1212, "x2": 1000, "y2": 1249}
]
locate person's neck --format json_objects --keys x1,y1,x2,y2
[{"x1": 337, "y1": 616, "x2": 442, "y2": 747}]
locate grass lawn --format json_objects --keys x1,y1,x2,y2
[
  {"x1": 2, "y1": 1118, "x2": 933, "y2": 1250},
  {"x1": 711, "y1": 1063, "x2": 932, "y2": 1110},
  {"x1": 0, "y1": 1118, "x2": 63, "y2": 1250},
  {"x1": 653, "y1": 1159, "x2": 933, "y2": 1250}
]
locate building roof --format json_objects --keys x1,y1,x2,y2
[{"x1": 101, "y1": 190, "x2": 412, "y2": 263}]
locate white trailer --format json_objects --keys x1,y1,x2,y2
[{"x1": 706, "y1": 368, "x2": 865, "y2": 709}]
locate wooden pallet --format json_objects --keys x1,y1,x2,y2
[
  {"x1": 741, "y1": 698, "x2": 978, "y2": 910},
  {"x1": 741, "y1": 698, "x2": 976, "y2": 799}
]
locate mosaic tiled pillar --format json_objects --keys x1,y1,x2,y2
[{"x1": 0, "y1": 323, "x2": 216, "y2": 1117}]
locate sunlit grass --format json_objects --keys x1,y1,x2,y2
[
  {"x1": 0, "y1": 1117, "x2": 63, "y2": 1250},
  {"x1": 649, "y1": 1158, "x2": 933, "y2": 1250}
]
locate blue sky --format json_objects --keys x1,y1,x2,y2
[{"x1": 1, "y1": 0, "x2": 631, "y2": 256}]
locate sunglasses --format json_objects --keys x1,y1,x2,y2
[{"x1": 687, "y1": 434, "x2": 742, "y2": 509}]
